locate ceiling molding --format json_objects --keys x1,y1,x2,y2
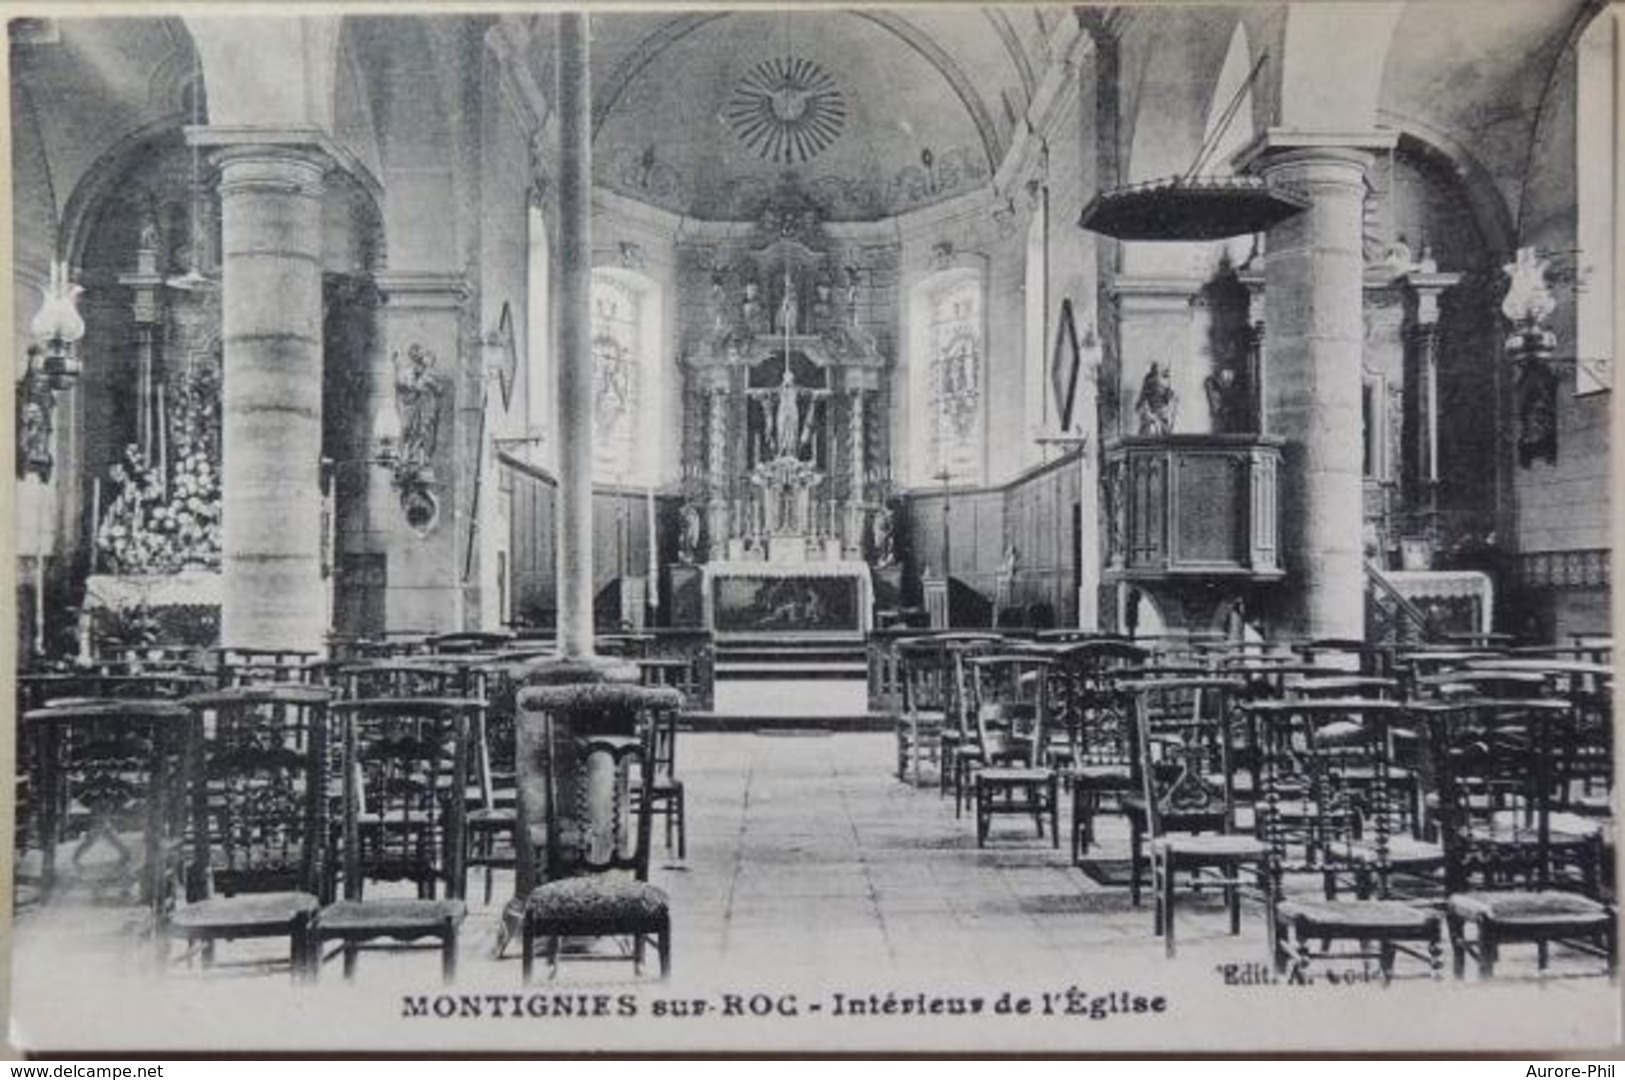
[
  {"x1": 590, "y1": 10, "x2": 1006, "y2": 172},
  {"x1": 592, "y1": 12, "x2": 726, "y2": 139},
  {"x1": 849, "y1": 9, "x2": 1005, "y2": 172},
  {"x1": 984, "y1": 8, "x2": 1036, "y2": 102}
]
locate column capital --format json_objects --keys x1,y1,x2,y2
[
  {"x1": 1401, "y1": 271, "x2": 1463, "y2": 327},
  {"x1": 189, "y1": 125, "x2": 382, "y2": 205},
  {"x1": 1231, "y1": 128, "x2": 1397, "y2": 176}
]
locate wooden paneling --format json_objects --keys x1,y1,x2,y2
[
  {"x1": 898, "y1": 449, "x2": 1088, "y2": 627},
  {"x1": 507, "y1": 466, "x2": 556, "y2": 629}
]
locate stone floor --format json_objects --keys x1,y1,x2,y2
[{"x1": 9, "y1": 732, "x2": 1620, "y2": 1054}]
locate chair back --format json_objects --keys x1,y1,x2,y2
[
  {"x1": 1243, "y1": 697, "x2": 1409, "y2": 895},
  {"x1": 895, "y1": 637, "x2": 951, "y2": 716},
  {"x1": 338, "y1": 661, "x2": 476, "y2": 700},
  {"x1": 967, "y1": 653, "x2": 1055, "y2": 768},
  {"x1": 181, "y1": 685, "x2": 333, "y2": 902},
  {"x1": 1423, "y1": 698, "x2": 1575, "y2": 894},
  {"x1": 514, "y1": 683, "x2": 680, "y2": 887},
  {"x1": 1123, "y1": 676, "x2": 1246, "y2": 840},
  {"x1": 332, "y1": 698, "x2": 476, "y2": 901},
  {"x1": 21, "y1": 699, "x2": 196, "y2": 913}
]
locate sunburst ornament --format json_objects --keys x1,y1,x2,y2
[{"x1": 725, "y1": 57, "x2": 846, "y2": 164}]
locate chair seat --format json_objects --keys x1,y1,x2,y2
[
  {"x1": 1333, "y1": 836, "x2": 1444, "y2": 866},
  {"x1": 1448, "y1": 890, "x2": 1612, "y2": 926},
  {"x1": 467, "y1": 807, "x2": 516, "y2": 826},
  {"x1": 1071, "y1": 763, "x2": 1134, "y2": 784},
  {"x1": 1278, "y1": 898, "x2": 1441, "y2": 933},
  {"x1": 170, "y1": 891, "x2": 318, "y2": 933},
  {"x1": 317, "y1": 898, "x2": 466, "y2": 933},
  {"x1": 978, "y1": 766, "x2": 1054, "y2": 784},
  {"x1": 526, "y1": 876, "x2": 670, "y2": 929},
  {"x1": 1153, "y1": 834, "x2": 1268, "y2": 859}
]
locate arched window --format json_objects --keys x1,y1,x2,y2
[
  {"x1": 590, "y1": 268, "x2": 663, "y2": 483},
  {"x1": 909, "y1": 267, "x2": 985, "y2": 485},
  {"x1": 1576, "y1": 10, "x2": 1615, "y2": 395}
]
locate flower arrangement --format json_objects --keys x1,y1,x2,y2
[{"x1": 95, "y1": 359, "x2": 222, "y2": 574}]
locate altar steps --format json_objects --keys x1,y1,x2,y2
[
  {"x1": 711, "y1": 635, "x2": 873, "y2": 721},
  {"x1": 712, "y1": 635, "x2": 869, "y2": 680}
]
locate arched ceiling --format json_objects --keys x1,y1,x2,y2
[{"x1": 586, "y1": 9, "x2": 1044, "y2": 222}]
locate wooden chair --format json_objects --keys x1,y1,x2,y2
[
  {"x1": 969, "y1": 653, "x2": 1060, "y2": 848},
  {"x1": 21, "y1": 699, "x2": 197, "y2": 922},
  {"x1": 1245, "y1": 698, "x2": 1443, "y2": 981},
  {"x1": 936, "y1": 634, "x2": 1006, "y2": 810},
  {"x1": 1050, "y1": 641, "x2": 1148, "y2": 864},
  {"x1": 163, "y1": 685, "x2": 333, "y2": 980},
  {"x1": 639, "y1": 694, "x2": 688, "y2": 860},
  {"x1": 1429, "y1": 698, "x2": 1615, "y2": 978},
  {"x1": 312, "y1": 698, "x2": 475, "y2": 983},
  {"x1": 518, "y1": 683, "x2": 680, "y2": 982},
  {"x1": 893, "y1": 636, "x2": 949, "y2": 787},
  {"x1": 1120, "y1": 676, "x2": 1270, "y2": 957}
]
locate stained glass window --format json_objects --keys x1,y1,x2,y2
[
  {"x1": 912, "y1": 269, "x2": 984, "y2": 484},
  {"x1": 591, "y1": 274, "x2": 641, "y2": 480}
]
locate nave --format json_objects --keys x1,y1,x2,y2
[{"x1": 13, "y1": 723, "x2": 1617, "y2": 1053}]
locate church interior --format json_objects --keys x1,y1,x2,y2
[{"x1": 8, "y1": 4, "x2": 1619, "y2": 1049}]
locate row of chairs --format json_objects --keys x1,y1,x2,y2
[
  {"x1": 18, "y1": 644, "x2": 692, "y2": 984},
  {"x1": 889, "y1": 632, "x2": 1615, "y2": 981}
]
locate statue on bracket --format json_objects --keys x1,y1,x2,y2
[
  {"x1": 390, "y1": 343, "x2": 445, "y2": 535},
  {"x1": 395, "y1": 343, "x2": 445, "y2": 468}
]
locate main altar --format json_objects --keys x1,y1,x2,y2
[{"x1": 672, "y1": 178, "x2": 894, "y2": 637}]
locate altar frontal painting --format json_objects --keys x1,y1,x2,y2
[{"x1": 712, "y1": 573, "x2": 860, "y2": 633}]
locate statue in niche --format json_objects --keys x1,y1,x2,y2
[
  {"x1": 1204, "y1": 366, "x2": 1245, "y2": 433},
  {"x1": 740, "y1": 280, "x2": 765, "y2": 334},
  {"x1": 870, "y1": 503, "x2": 895, "y2": 568},
  {"x1": 678, "y1": 502, "x2": 703, "y2": 565},
  {"x1": 708, "y1": 272, "x2": 729, "y2": 336},
  {"x1": 775, "y1": 272, "x2": 799, "y2": 335},
  {"x1": 772, "y1": 365, "x2": 802, "y2": 460},
  {"x1": 811, "y1": 281, "x2": 833, "y2": 330},
  {"x1": 1135, "y1": 362, "x2": 1177, "y2": 436},
  {"x1": 393, "y1": 343, "x2": 444, "y2": 468},
  {"x1": 844, "y1": 265, "x2": 861, "y2": 327}
]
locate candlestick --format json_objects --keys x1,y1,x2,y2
[{"x1": 91, "y1": 477, "x2": 101, "y2": 573}]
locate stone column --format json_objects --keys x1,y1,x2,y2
[
  {"x1": 1247, "y1": 133, "x2": 1393, "y2": 640},
  {"x1": 212, "y1": 144, "x2": 328, "y2": 651},
  {"x1": 554, "y1": 11, "x2": 595, "y2": 659}
]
